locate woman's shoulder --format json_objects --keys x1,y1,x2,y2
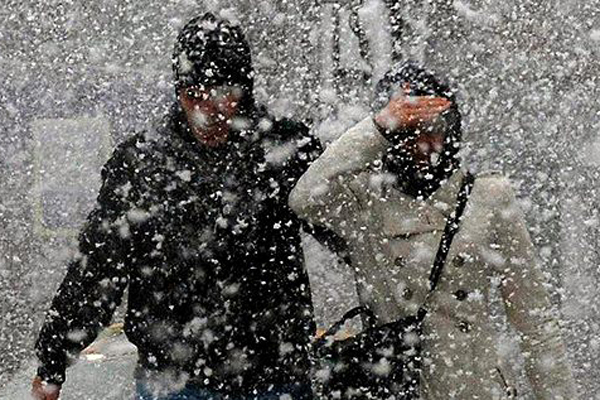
[{"x1": 472, "y1": 171, "x2": 518, "y2": 208}]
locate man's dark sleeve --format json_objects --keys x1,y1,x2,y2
[
  {"x1": 285, "y1": 121, "x2": 352, "y2": 262},
  {"x1": 35, "y1": 141, "x2": 141, "y2": 385},
  {"x1": 281, "y1": 119, "x2": 322, "y2": 191}
]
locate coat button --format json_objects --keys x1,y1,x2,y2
[
  {"x1": 454, "y1": 290, "x2": 468, "y2": 301},
  {"x1": 457, "y1": 320, "x2": 471, "y2": 333},
  {"x1": 394, "y1": 256, "x2": 406, "y2": 268},
  {"x1": 454, "y1": 254, "x2": 466, "y2": 267},
  {"x1": 402, "y1": 288, "x2": 413, "y2": 300}
]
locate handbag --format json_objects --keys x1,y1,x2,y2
[{"x1": 313, "y1": 173, "x2": 475, "y2": 399}]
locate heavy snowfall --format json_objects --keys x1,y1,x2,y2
[{"x1": 1, "y1": 0, "x2": 600, "y2": 399}]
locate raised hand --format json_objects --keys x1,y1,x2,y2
[{"x1": 375, "y1": 83, "x2": 452, "y2": 133}]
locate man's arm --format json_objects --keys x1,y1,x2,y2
[
  {"x1": 490, "y1": 177, "x2": 578, "y2": 399},
  {"x1": 34, "y1": 139, "x2": 142, "y2": 388}
]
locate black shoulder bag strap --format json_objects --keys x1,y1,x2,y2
[
  {"x1": 416, "y1": 171, "x2": 475, "y2": 321},
  {"x1": 429, "y1": 171, "x2": 475, "y2": 291},
  {"x1": 322, "y1": 172, "x2": 475, "y2": 334}
]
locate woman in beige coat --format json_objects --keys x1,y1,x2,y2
[{"x1": 289, "y1": 64, "x2": 577, "y2": 399}]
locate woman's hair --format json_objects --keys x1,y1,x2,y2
[{"x1": 372, "y1": 61, "x2": 456, "y2": 111}]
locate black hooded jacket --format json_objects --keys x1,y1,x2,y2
[
  {"x1": 36, "y1": 13, "x2": 327, "y2": 394},
  {"x1": 35, "y1": 104, "x2": 323, "y2": 393}
]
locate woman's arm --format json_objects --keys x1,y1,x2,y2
[
  {"x1": 289, "y1": 117, "x2": 388, "y2": 236},
  {"x1": 490, "y1": 177, "x2": 578, "y2": 399}
]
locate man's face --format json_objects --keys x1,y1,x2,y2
[{"x1": 179, "y1": 84, "x2": 244, "y2": 147}]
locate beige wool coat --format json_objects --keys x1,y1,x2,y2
[{"x1": 289, "y1": 117, "x2": 578, "y2": 399}]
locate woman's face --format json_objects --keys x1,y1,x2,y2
[
  {"x1": 375, "y1": 81, "x2": 451, "y2": 169},
  {"x1": 407, "y1": 127, "x2": 446, "y2": 168}
]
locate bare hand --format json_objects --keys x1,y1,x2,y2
[
  {"x1": 31, "y1": 376, "x2": 61, "y2": 400},
  {"x1": 374, "y1": 84, "x2": 452, "y2": 133}
]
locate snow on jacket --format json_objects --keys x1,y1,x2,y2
[
  {"x1": 35, "y1": 106, "x2": 322, "y2": 395},
  {"x1": 289, "y1": 117, "x2": 578, "y2": 399}
]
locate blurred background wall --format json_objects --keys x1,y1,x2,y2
[{"x1": 1, "y1": 0, "x2": 599, "y2": 396}]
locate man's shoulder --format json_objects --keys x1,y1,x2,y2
[
  {"x1": 113, "y1": 109, "x2": 186, "y2": 160},
  {"x1": 109, "y1": 133, "x2": 152, "y2": 164},
  {"x1": 261, "y1": 116, "x2": 320, "y2": 157},
  {"x1": 103, "y1": 131, "x2": 169, "y2": 178},
  {"x1": 273, "y1": 117, "x2": 309, "y2": 133},
  {"x1": 262, "y1": 116, "x2": 310, "y2": 142},
  {"x1": 248, "y1": 104, "x2": 309, "y2": 142}
]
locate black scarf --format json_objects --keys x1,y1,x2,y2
[{"x1": 383, "y1": 133, "x2": 460, "y2": 199}]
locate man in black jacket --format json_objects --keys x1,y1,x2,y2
[{"x1": 33, "y1": 13, "x2": 322, "y2": 400}]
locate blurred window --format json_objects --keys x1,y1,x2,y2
[{"x1": 31, "y1": 116, "x2": 112, "y2": 235}]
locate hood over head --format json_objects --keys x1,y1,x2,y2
[
  {"x1": 373, "y1": 62, "x2": 462, "y2": 199},
  {"x1": 172, "y1": 13, "x2": 255, "y2": 114}
]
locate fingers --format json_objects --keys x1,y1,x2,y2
[
  {"x1": 375, "y1": 95, "x2": 453, "y2": 133},
  {"x1": 388, "y1": 97, "x2": 451, "y2": 114},
  {"x1": 386, "y1": 96, "x2": 452, "y2": 126},
  {"x1": 394, "y1": 96, "x2": 451, "y2": 109},
  {"x1": 31, "y1": 376, "x2": 44, "y2": 400},
  {"x1": 31, "y1": 377, "x2": 61, "y2": 400},
  {"x1": 49, "y1": 388, "x2": 61, "y2": 400}
]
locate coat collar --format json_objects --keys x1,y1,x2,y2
[
  {"x1": 379, "y1": 169, "x2": 465, "y2": 237},
  {"x1": 425, "y1": 169, "x2": 465, "y2": 218}
]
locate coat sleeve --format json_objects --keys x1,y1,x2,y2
[
  {"x1": 288, "y1": 117, "x2": 389, "y2": 237},
  {"x1": 35, "y1": 140, "x2": 141, "y2": 385},
  {"x1": 490, "y1": 177, "x2": 578, "y2": 399}
]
